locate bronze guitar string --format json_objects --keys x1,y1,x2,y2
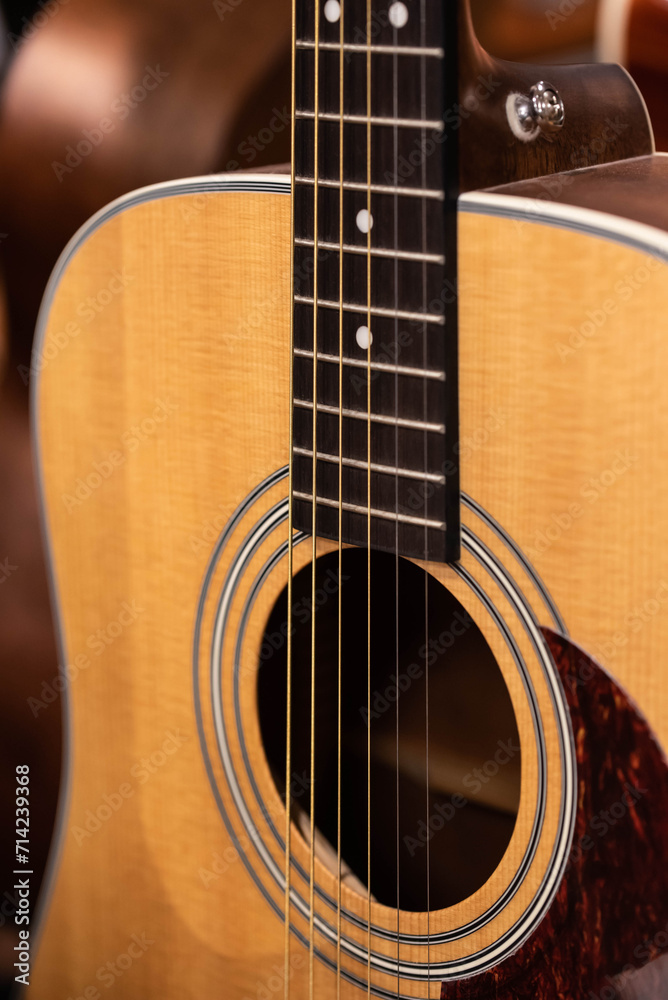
[
  {"x1": 289, "y1": 3, "x2": 447, "y2": 993},
  {"x1": 337, "y1": 0, "x2": 344, "y2": 995},
  {"x1": 285, "y1": 0, "x2": 298, "y2": 991},
  {"x1": 391, "y1": 9, "x2": 401, "y2": 996},
  {"x1": 309, "y1": 0, "x2": 321, "y2": 994},
  {"x1": 366, "y1": 0, "x2": 373, "y2": 994}
]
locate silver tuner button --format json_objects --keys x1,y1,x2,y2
[{"x1": 515, "y1": 81, "x2": 565, "y2": 135}]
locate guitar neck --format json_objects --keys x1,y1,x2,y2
[{"x1": 291, "y1": 0, "x2": 461, "y2": 564}]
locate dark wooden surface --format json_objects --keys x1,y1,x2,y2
[
  {"x1": 291, "y1": 0, "x2": 460, "y2": 563},
  {"x1": 488, "y1": 153, "x2": 668, "y2": 234},
  {"x1": 470, "y1": 0, "x2": 598, "y2": 62},
  {"x1": 457, "y1": 0, "x2": 653, "y2": 193},
  {"x1": 441, "y1": 628, "x2": 668, "y2": 1000},
  {"x1": 627, "y1": 0, "x2": 668, "y2": 152}
]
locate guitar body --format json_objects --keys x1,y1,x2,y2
[{"x1": 29, "y1": 167, "x2": 668, "y2": 998}]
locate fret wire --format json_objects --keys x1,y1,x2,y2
[
  {"x1": 296, "y1": 40, "x2": 444, "y2": 57},
  {"x1": 294, "y1": 237, "x2": 444, "y2": 264},
  {"x1": 293, "y1": 492, "x2": 446, "y2": 529},
  {"x1": 294, "y1": 446, "x2": 446, "y2": 483},
  {"x1": 293, "y1": 347, "x2": 445, "y2": 379},
  {"x1": 295, "y1": 110, "x2": 443, "y2": 129},
  {"x1": 294, "y1": 177, "x2": 444, "y2": 200},
  {"x1": 294, "y1": 295, "x2": 445, "y2": 324},
  {"x1": 293, "y1": 398, "x2": 445, "y2": 433},
  {"x1": 291, "y1": 0, "x2": 455, "y2": 566}
]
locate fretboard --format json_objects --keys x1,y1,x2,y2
[{"x1": 291, "y1": 0, "x2": 460, "y2": 563}]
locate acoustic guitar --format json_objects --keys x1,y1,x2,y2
[{"x1": 25, "y1": 0, "x2": 668, "y2": 996}]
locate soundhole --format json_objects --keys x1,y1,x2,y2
[{"x1": 257, "y1": 549, "x2": 520, "y2": 912}]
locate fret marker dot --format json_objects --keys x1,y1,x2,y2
[
  {"x1": 389, "y1": 1, "x2": 409, "y2": 28},
  {"x1": 356, "y1": 326, "x2": 373, "y2": 350},
  {"x1": 324, "y1": 0, "x2": 341, "y2": 22},
  {"x1": 356, "y1": 209, "x2": 373, "y2": 233}
]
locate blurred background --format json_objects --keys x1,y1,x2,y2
[{"x1": 0, "y1": 0, "x2": 663, "y2": 994}]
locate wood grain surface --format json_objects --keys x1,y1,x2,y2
[{"x1": 24, "y1": 170, "x2": 668, "y2": 996}]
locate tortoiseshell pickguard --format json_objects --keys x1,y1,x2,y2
[{"x1": 441, "y1": 628, "x2": 668, "y2": 1000}]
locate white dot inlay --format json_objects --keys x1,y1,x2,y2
[
  {"x1": 324, "y1": 0, "x2": 341, "y2": 22},
  {"x1": 356, "y1": 209, "x2": 373, "y2": 234},
  {"x1": 356, "y1": 326, "x2": 373, "y2": 350},
  {"x1": 388, "y1": 1, "x2": 409, "y2": 28}
]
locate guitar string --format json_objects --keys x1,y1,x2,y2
[
  {"x1": 365, "y1": 0, "x2": 372, "y2": 993},
  {"x1": 391, "y1": 9, "x2": 400, "y2": 998},
  {"x1": 420, "y1": 0, "x2": 431, "y2": 989},
  {"x1": 291, "y1": 6, "x2": 436, "y2": 996},
  {"x1": 285, "y1": 0, "x2": 297, "y2": 991},
  {"x1": 288, "y1": 4, "x2": 438, "y2": 997},
  {"x1": 309, "y1": 0, "x2": 321, "y2": 994},
  {"x1": 337, "y1": 0, "x2": 344, "y2": 995}
]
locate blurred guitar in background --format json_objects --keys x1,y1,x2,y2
[
  {"x1": 0, "y1": 0, "x2": 292, "y2": 988},
  {"x1": 598, "y1": 0, "x2": 668, "y2": 151}
]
